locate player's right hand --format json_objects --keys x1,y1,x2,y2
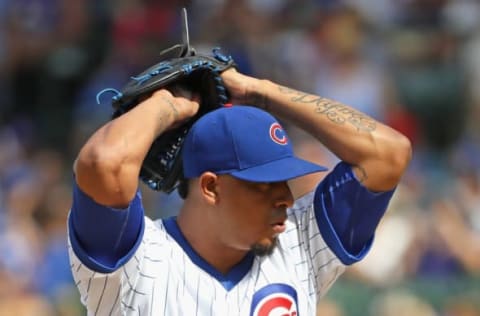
[{"x1": 151, "y1": 88, "x2": 200, "y2": 129}]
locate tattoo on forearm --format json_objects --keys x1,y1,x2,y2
[
  {"x1": 277, "y1": 85, "x2": 376, "y2": 132},
  {"x1": 278, "y1": 86, "x2": 299, "y2": 95},
  {"x1": 352, "y1": 165, "x2": 368, "y2": 183},
  {"x1": 161, "y1": 97, "x2": 179, "y2": 121}
]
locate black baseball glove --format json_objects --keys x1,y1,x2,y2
[{"x1": 98, "y1": 44, "x2": 236, "y2": 193}]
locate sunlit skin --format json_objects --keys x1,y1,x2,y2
[
  {"x1": 177, "y1": 172, "x2": 295, "y2": 274},
  {"x1": 212, "y1": 174, "x2": 294, "y2": 256}
]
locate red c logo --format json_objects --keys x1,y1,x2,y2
[
  {"x1": 269, "y1": 123, "x2": 288, "y2": 145},
  {"x1": 257, "y1": 297, "x2": 297, "y2": 316},
  {"x1": 250, "y1": 283, "x2": 299, "y2": 316}
]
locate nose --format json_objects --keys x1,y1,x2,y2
[{"x1": 273, "y1": 181, "x2": 294, "y2": 209}]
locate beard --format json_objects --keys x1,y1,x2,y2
[{"x1": 250, "y1": 237, "x2": 278, "y2": 257}]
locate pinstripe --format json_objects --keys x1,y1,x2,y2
[
  {"x1": 143, "y1": 255, "x2": 163, "y2": 263},
  {"x1": 149, "y1": 280, "x2": 155, "y2": 316},
  {"x1": 289, "y1": 241, "x2": 305, "y2": 250},
  {"x1": 317, "y1": 256, "x2": 337, "y2": 270},
  {"x1": 259, "y1": 265, "x2": 270, "y2": 284},
  {"x1": 308, "y1": 231, "x2": 321, "y2": 240},
  {"x1": 120, "y1": 300, "x2": 136, "y2": 311},
  {"x1": 311, "y1": 245, "x2": 328, "y2": 258},
  {"x1": 306, "y1": 208, "x2": 321, "y2": 293},
  {"x1": 137, "y1": 267, "x2": 155, "y2": 279},
  {"x1": 133, "y1": 254, "x2": 140, "y2": 264},
  {"x1": 94, "y1": 275, "x2": 109, "y2": 316},
  {"x1": 108, "y1": 284, "x2": 121, "y2": 316},
  {"x1": 85, "y1": 271, "x2": 95, "y2": 301},
  {"x1": 122, "y1": 266, "x2": 147, "y2": 295}
]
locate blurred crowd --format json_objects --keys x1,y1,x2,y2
[{"x1": 0, "y1": 0, "x2": 479, "y2": 315}]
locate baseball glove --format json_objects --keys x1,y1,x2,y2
[{"x1": 97, "y1": 44, "x2": 236, "y2": 193}]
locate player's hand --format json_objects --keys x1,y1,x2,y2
[
  {"x1": 151, "y1": 88, "x2": 200, "y2": 129},
  {"x1": 221, "y1": 68, "x2": 267, "y2": 108}
]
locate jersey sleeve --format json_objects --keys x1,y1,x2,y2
[
  {"x1": 68, "y1": 217, "x2": 171, "y2": 315},
  {"x1": 68, "y1": 181, "x2": 145, "y2": 273},
  {"x1": 313, "y1": 162, "x2": 395, "y2": 265},
  {"x1": 282, "y1": 161, "x2": 395, "y2": 299}
]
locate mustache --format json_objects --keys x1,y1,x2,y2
[{"x1": 271, "y1": 207, "x2": 287, "y2": 220}]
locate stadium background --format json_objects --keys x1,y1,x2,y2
[{"x1": 0, "y1": 0, "x2": 479, "y2": 315}]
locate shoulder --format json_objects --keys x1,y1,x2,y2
[{"x1": 143, "y1": 217, "x2": 172, "y2": 244}]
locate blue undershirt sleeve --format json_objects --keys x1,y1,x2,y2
[
  {"x1": 314, "y1": 162, "x2": 395, "y2": 265},
  {"x1": 68, "y1": 181, "x2": 145, "y2": 273}
]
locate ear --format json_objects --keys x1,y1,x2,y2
[{"x1": 199, "y1": 172, "x2": 219, "y2": 205}]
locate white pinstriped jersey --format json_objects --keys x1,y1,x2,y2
[{"x1": 69, "y1": 191, "x2": 345, "y2": 316}]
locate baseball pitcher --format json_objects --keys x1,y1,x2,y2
[{"x1": 68, "y1": 9, "x2": 411, "y2": 316}]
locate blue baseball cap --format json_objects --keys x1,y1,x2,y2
[{"x1": 182, "y1": 106, "x2": 328, "y2": 182}]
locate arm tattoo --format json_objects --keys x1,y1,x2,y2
[
  {"x1": 277, "y1": 85, "x2": 376, "y2": 132},
  {"x1": 161, "y1": 96, "x2": 179, "y2": 121},
  {"x1": 352, "y1": 165, "x2": 368, "y2": 183}
]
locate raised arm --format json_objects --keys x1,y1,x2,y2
[
  {"x1": 221, "y1": 69, "x2": 412, "y2": 192},
  {"x1": 74, "y1": 89, "x2": 199, "y2": 208}
]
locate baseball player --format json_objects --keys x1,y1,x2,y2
[{"x1": 68, "y1": 67, "x2": 411, "y2": 315}]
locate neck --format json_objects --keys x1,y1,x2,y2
[{"x1": 176, "y1": 200, "x2": 248, "y2": 275}]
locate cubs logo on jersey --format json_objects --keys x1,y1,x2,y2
[{"x1": 250, "y1": 283, "x2": 298, "y2": 316}]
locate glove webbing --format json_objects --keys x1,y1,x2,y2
[{"x1": 96, "y1": 48, "x2": 232, "y2": 112}]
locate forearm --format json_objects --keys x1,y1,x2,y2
[
  {"x1": 251, "y1": 79, "x2": 412, "y2": 191},
  {"x1": 75, "y1": 91, "x2": 179, "y2": 207}
]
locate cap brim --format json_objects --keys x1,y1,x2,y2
[{"x1": 229, "y1": 156, "x2": 328, "y2": 182}]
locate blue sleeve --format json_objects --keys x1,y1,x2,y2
[
  {"x1": 314, "y1": 162, "x2": 395, "y2": 265},
  {"x1": 68, "y1": 181, "x2": 145, "y2": 273}
]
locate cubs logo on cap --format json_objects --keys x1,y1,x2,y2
[
  {"x1": 250, "y1": 283, "x2": 298, "y2": 316},
  {"x1": 269, "y1": 123, "x2": 288, "y2": 145}
]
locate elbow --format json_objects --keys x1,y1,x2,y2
[
  {"x1": 393, "y1": 134, "x2": 413, "y2": 173},
  {"x1": 383, "y1": 133, "x2": 413, "y2": 185},
  {"x1": 75, "y1": 145, "x2": 119, "y2": 179},
  {"x1": 74, "y1": 145, "x2": 136, "y2": 207}
]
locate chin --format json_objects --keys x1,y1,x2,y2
[{"x1": 250, "y1": 237, "x2": 278, "y2": 257}]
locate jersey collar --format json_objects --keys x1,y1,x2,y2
[{"x1": 163, "y1": 216, "x2": 255, "y2": 291}]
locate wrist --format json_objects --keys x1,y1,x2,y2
[
  {"x1": 247, "y1": 79, "x2": 271, "y2": 111},
  {"x1": 150, "y1": 89, "x2": 200, "y2": 132},
  {"x1": 147, "y1": 90, "x2": 178, "y2": 134}
]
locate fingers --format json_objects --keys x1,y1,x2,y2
[
  {"x1": 150, "y1": 89, "x2": 199, "y2": 128},
  {"x1": 220, "y1": 69, "x2": 256, "y2": 105}
]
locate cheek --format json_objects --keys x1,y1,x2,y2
[
  {"x1": 219, "y1": 186, "x2": 273, "y2": 239},
  {"x1": 219, "y1": 206, "x2": 269, "y2": 239},
  {"x1": 235, "y1": 208, "x2": 273, "y2": 241}
]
